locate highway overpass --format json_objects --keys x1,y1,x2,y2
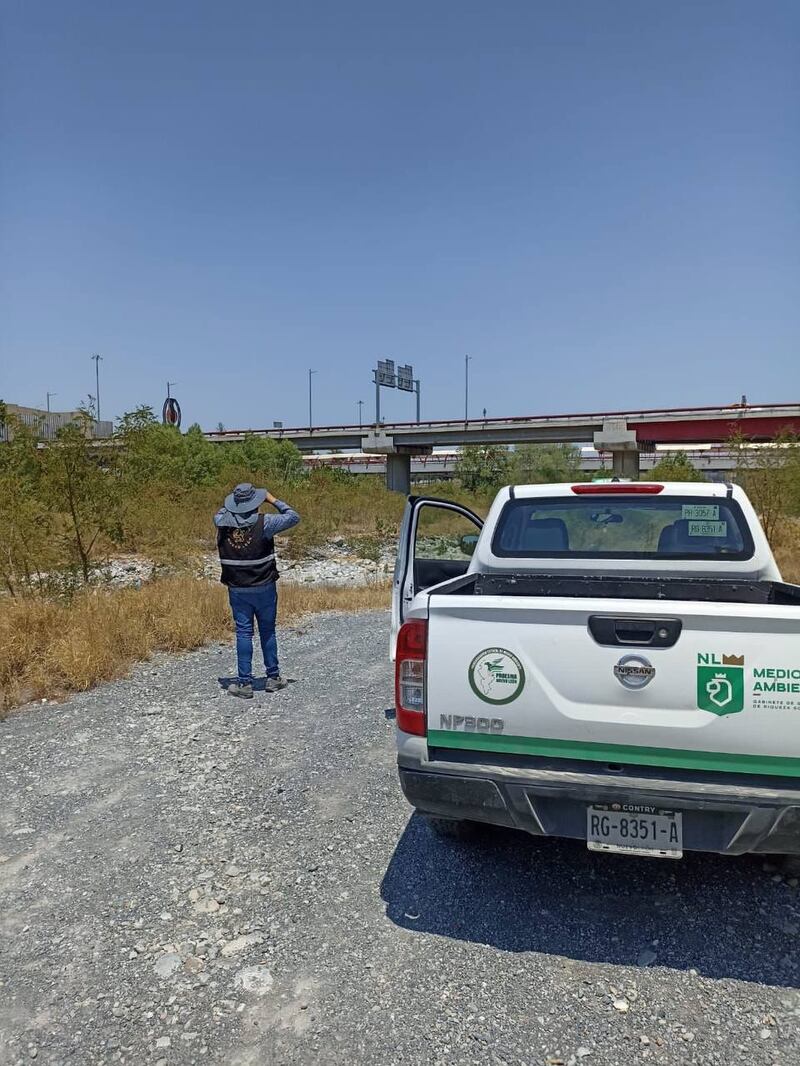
[
  {"x1": 206, "y1": 401, "x2": 800, "y2": 492},
  {"x1": 302, "y1": 447, "x2": 761, "y2": 481}
]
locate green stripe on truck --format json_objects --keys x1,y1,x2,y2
[{"x1": 427, "y1": 730, "x2": 800, "y2": 778}]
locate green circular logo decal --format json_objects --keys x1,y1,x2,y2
[{"x1": 468, "y1": 647, "x2": 525, "y2": 705}]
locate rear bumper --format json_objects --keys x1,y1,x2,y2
[{"x1": 397, "y1": 733, "x2": 800, "y2": 856}]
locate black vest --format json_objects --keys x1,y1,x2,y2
[{"x1": 217, "y1": 516, "x2": 278, "y2": 587}]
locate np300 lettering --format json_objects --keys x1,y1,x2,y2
[{"x1": 439, "y1": 714, "x2": 504, "y2": 733}]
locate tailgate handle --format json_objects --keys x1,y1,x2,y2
[{"x1": 588, "y1": 616, "x2": 682, "y2": 648}]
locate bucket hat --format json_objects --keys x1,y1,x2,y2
[{"x1": 224, "y1": 482, "x2": 267, "y2": 514}]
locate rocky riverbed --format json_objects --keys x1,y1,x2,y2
[
  {"x1": 77, "y1": 540, "x2": 396, "y2": 591},
  {"x1": 24, "y1": 534, "x2": 473, "y2": 596}
]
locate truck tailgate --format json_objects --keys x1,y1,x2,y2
[{"x1": 426, "y1": 595, "x2": 800, "y2": 777}]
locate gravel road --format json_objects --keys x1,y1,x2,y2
[{"x1": 2, "y1": 610, "x2": 799, "y2": 1065}]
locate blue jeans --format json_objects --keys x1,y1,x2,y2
[{"x1": 228, "y1": 582, "x2": 279, "y2": 684}]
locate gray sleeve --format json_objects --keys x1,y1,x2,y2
[{"x1": 261, "y1": 500, "x2": 300, "y2": 536}]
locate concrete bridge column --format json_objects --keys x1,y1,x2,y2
[
  {"x1": 612, "y1": 448, "x2": 641, "y2": 478},
  {"x1": 386, "y1": 453, "x2": 412, "y2": 494},
  {"x1": 361, "y1": 430, "x2": 431, "y2": 494},
  {"x1": 594, "y1": 419, "x2": 640, "y2": 480}
]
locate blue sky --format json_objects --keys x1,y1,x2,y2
[{"x1": 1, "y1": 1, "x2": 798, "y2": 429}]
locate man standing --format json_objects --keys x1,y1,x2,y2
[{"x1": 215, "y1": 483, "x2": 300, "y2": 699}]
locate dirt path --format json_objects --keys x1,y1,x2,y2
[{"x1": 1, "y1": 611, "x2": 799, "y2": 1065}]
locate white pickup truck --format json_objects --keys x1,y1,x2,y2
[{"x1": 392, "y1": 481, "x2": 800, "y2": 859}]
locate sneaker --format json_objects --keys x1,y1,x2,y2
[
  {"x1": 228, "y1": 682, "x2": 254, "y2": 700},
  {"x1": 265, "y1": 676, "x2": 289, "y2": 693}
]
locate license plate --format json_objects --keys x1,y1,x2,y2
[{"x1": 586, "y1": 804, "x2": 683, "y2": 859}]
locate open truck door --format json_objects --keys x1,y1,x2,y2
[{"x1": 391, "y1": 495, "x2": 483, "y2": 659}]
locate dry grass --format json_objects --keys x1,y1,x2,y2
[
  {"x1": 114, "y1": 475, "x2": 494, "y2": 563},
  {"x1": 278, "y1": 580, "x2": 390, "y2": 618},
  {"x1": 0, "y1": 577, "x2": 389, "y2": 717},
  {"x1": 773, "y1": 521, "x2": 800, "y2": 584}
]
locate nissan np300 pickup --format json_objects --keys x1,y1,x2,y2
[{"x1": 392, "y1": 481, "x2": 800, "y2": 859}]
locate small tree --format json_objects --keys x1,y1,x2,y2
[
  {"x1": 116, "y1": 404, "x2": 159, "y2": 436},
  {"x1": 647, "y1": 451, "x2": 700, "y2": 482},
  {"x1": 41, "y1": 417, "x2": 120, "y2": 582},
  {"x1": 0, "y1": 412, "x2": 56, "y2": 595},
  {"x1": 730, "y1": 431, "x2": 800, "y2": 543},
  {"x1": 222, "y1": 434, "x2": 304, "y2": 484},
  {"x1": 115, "y1": 407, "x2": 187, "y2": 486},
  {"x1": 510, "y1": 443, "x2": 585, "y2": 485},
  {"x1": 182, "y1": 423, "x2": 224, "y2": 486},
  {"x1": 455, "y1": 445, "x2": 511, "y2": 492}
]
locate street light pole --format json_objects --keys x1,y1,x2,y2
[
  {"x1": 90, "y1": 353, "x2": 103, "y2": 420},
  {"x1": 308, "y1": 369, "x2": 317, "y2": 429},
  {"x1": 167, "y1": 380, "x2": 178, "y2": 399},
  {"x1": 464, "y1": 354, "x2": 472, "y2": 423},
  {"x1": 357, "y1": 399, "x2": 364, "y2": 427},
  {"x1": 415, "y1": 380, "x2": 421, "y2": 423},
  {"x1": 46, "y1": 391, "x2": 57, "y2": 413}
]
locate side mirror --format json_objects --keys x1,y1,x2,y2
[{"x1": 460, "y1": 533, "x2": 479, "y2": 557}]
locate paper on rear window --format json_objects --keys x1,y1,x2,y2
[{"x1": 682, "y1": 504, "x2": 719, "y2": 520}]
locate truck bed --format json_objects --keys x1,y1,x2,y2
[{"x1": 435, "y1": 572, "x2": 800, "y2": 606}]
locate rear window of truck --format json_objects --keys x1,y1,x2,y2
[{"x1": 492, "y1": 495, "x2": 755, "y2": 560}]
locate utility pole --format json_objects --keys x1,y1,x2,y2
[
  {"x1": 415, "y1": 379, "x2": 421, "y2": 423},
  {"x1": 464, "y1": 354, "x2": 472, "y2": 423},
  {"x1": 90, "y1": 353, "x2": 103, "y2": 421},
  {"x1": 357, "y1": 399, "x2": 364, "y2": 427},
  {"x1": 46, "y1": 391, "x2": 57, "y2": 413},
  {"x1": 308, "y1": 369, "x2": 317, "y2": 429}
]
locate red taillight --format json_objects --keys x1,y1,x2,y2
[
  {"x1": 395, "y1": 619, "x2": 427, "y2": 736},
  {"x1": 571, "y1": 483, "x2": 664, "y2": 494}
]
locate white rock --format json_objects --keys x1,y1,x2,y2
[
  {"x1": 220, "y1": 933, "x2": 264, "y2": 957},
  {"x1": 153, "y1": 953, "x2": 182, "y2": 979},
  {"x1": 194, "y1": 898, "x2": 220, "y2": 915},
  {"x1": 612, "y1": 999, "x2": 629, "y2": 1013},
  {"x1": 234, "y1": 966, "x2": 274, "y2": 996}
]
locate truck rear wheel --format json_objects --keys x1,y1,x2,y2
[{"x1": 423, "y1": 815, "x2": 482, "y2": 841}]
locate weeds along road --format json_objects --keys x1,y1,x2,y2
[{"x1": 1, "y1": 609, "x2": 800, "y2": 1066}]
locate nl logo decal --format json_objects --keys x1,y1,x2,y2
[
  {"x1": 697, "y1": 653, "x2": 745, "y2": 716},
  {"x1": 468, "y1": 648, "x2": 525, "y2": 705}
]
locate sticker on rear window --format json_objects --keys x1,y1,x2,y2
[
  {"x1": 688, "y1": 520, "x2": 727, "y2": 537},
  {"x1": 682, "y1": 504, "x2": 719, "y2": 520}
]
